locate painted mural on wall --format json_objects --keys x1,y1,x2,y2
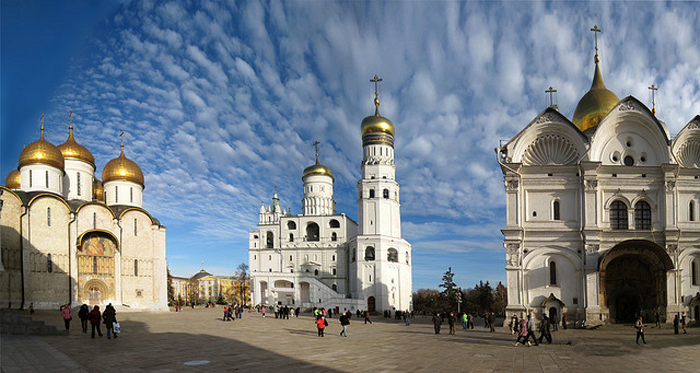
[{"x1": 78, "y1": 233, "x2": 117, "y2": 303}]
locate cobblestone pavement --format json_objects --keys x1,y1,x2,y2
[{"x1": 2, "y1": 308, "x2": 699, "y2": 372}]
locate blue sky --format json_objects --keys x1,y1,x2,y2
[{"x1": 2, "y1": 1, "x2": 700, "y2": 290}]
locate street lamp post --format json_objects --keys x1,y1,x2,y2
[{"x1": 456, "y1": 288, "x2": 462, "y2": 313}]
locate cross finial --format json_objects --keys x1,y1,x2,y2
[
  {"x1": 649, "y1": 83, "x2": 658, "y2": 115},
  {"x1": 40, "y1": 113, "x2": 45, "y2": 138},
  {"x1": 590, "y1": 25, "x2": 602, "y2": 61},
  {"x1": 370, "y1": 74, "x2": 383, "y2": 115},
  {"x1": 313, "y1": 140, "x2": 320, "y2": 163},
  {"x1": 545, "y1": 86, "x2": 558, "y2": 108},
  {"x1": 119, "y1": 130, "x2": 125, "y2": 151}
]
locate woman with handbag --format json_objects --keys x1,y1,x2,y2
[{"x1": 103, "y1": 303, "x2": 118, "y2": 339}]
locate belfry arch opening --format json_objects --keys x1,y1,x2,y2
[{"x1": 599, "y1": 240, "x2": 673, "y2": 323}]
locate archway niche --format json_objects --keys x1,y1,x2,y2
[{"x1": 599, "y1": 240, "x2": 673, "y2": 323}]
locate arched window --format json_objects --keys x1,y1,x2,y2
[
  {"x1": 29, "y1": 170, "x2": 33, "y2": 187},
  {"x1": 134, "y1": 219, "x2": 138, "y2": 236},
  {"x1": 332, "y1": 284, "x2": 337, "y2": 291},
  {"x1": 47, "y1": 254, "x2": 53, "y2": 273},
  {"x1": 692, "y1": 259, "x2": 698, "y2": 286},
  {"x1": 130, "y1": 187, "x2": 134, "y2": 203},
  {"x1": 690, "y1": 201, "x2": 695, "y2": 222},
  {"x1": 387, "y1": 248, "x2": 398, "y2": 262},
  {"x1": 314, "y1": 269, "x2": 319, "y2": 276},
  {"x1": 332, "y1": 255, "x2": 336, "y2": 261},
  {"x1": 610, "y1": 201, "x2": 628, "y2": 230},
  {"x1": 331, "y1": 232, "x2": 337, "y2": 241},
  {"x1": 365, "y1": 246, "x2": 375, "y2": 261},
  {"x1": 289, "y1": 233, "x2": 294, "y2": 242},
  {"x1": 93, "y1": 213, "x2": 97, "y2": 229},
  {"x1": 134, "y1": 259, "x2": 138, "y2": 276},
  {"x1": 383, "y1": 189, "x2": 390, "y2": 199},
  {"x1": 45, "y1": 170, "x2": 49, "y2": 188},
  {"x1": 369, "y1": 189, "x2": 375, "y2": 198},
  {"x1": 266, "y1": 232, "x2": 274, "y2": 248},
  {"x1": 306, "y1": 222, "x2": 320, "y2": 242},
  {"x1": 329, "y1": 219, "x2": 340, "y2": 228},
  {"x1": 289, "y1": 255, "x2": 293, "y2": 261},
  {"x1": 77, "y1": 172, "x2": 81, "y2": 196},
  {"x1": 332, "y1": 268, "x2": 337, "y2": 275},
  {"x1": 406, "y1": 251, "x2": 410, "y2": 265},
  {"x1": 47, "y1": 207, "x2": 51, "y2": 227},
  {"x1": 549, "y1": 261, "x2": 557, "y2": 285},
  {"x1": 553, "y1": 201, "x2": 560, "y2": 221},
  {"x1": 635, "y1": 201, "x2": 651, "y2": 230},
  {"x1": 93, "y1": 257, "x2": 98, "y2": 274},
  {"x1": 287, "y1": 221, "x2": 296, "y2": 230}
]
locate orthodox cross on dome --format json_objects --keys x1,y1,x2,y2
[
  {"x1": 590, "y1": 25, "x2": 602, "y2": 62},
  {"x1": 119, "y1": 130, "x2": 125, "y2": 152},
  {"x1": 40, "y1": 113, "x2": 45, "y2": 135},
  {"x1": 370, "y1": 74, "x2": 383, "y2": 115},
  {"x1": 69, "y1": 109, "x2": 73, "y2": 128},
  {"x1": 545, "y1": 86, "x2": 558, "y2": 109},
  {"x1": 313, "y1": 140, "x2": 321, "y2": 163},
  {"x1": 648, "y1": 83, "x2": 658, "y2": 115}
]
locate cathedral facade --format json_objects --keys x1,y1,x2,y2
[
  {"x1": 499, "y1": 44, "x2": 700, "y2": 325},
  {"x1": 249, "y1": 87, "x2": 413, "y2": 313},
  {"x1": 1, "y1": 119, "x2": 167, "y2": 311}
]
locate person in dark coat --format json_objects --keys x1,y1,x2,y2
[
  {"x1": 448, "y1": 312, "x2": 457, "y2": 334},
  {"x1": 78, "y1": 304, "x2": 90, "y2": 334},
  {"x1": 537, "y1": 315, "x2": 552, "y2": 344},
  {"x1": 339, "y1": 311, "x2": 350, "y2": 337},
  {"x1": 90, "y1": 306, "x2": 103, "y2": 338},
  {"x1": 488, "y1": 312, "x2": 496, "y2": 332},
  {"x1": 103, "y1": 303, "x2": 118, "y2": 339},
  {"x1": 432, "y1": 312, "x2": 442, "y2": 334},
  {"x1": 673, "y1": 314, "x2": 680, "y2": 334}
]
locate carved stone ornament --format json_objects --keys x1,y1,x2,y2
[
  {"x1": 618, "y1": 101, "x2": 638, "y2": 112},
  {"x1": 687, "y1": 118, "x2": 700, "y2": 130},
  {"x1": 534, "y1": 112, "x2": 558, "y2": 125},
  {"x1": 666, "y1": 245, "x2": 678, "y2": 255},
  {"x1": 585, "y1": 244, "x2": 599, "y2": 255},
  {"x1": 506, "y1": 243, "x2": 520, "y2": 267},
  {"x1": 665, "y1": 180, "x2": 676, "y2": 191},
  {"x1": 505, "y1": 179, "x2": 519, "y2": 191},
  {"x1": 522, "y1": 134, "x2": 579, "y2": 166},
  {"x1": 585, "y1": 180, "x2": 598, "y2": 191}
]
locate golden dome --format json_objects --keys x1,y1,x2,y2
[
  {"x1": 303, "y1": 155, "x2": 334, "y2": 180},
  {"x1": 57, "y1": 126, "x2": 95, "y2": 168},
  {"x1": 5, "y1": 169, "x2": 20, "y2": 189},
  {"x1": 93, "y1": 178, "x2": 104, "y2": 201},
  {"x1": 361, "y1": 97, "x2": 395, "y2": 137},
  {"x1": 573, "y1": 55, "x2": 620, "y2": 132},
  {"x1": 102, "y1": 144, "x2": 144, "y2": 186},
  {"x1": 18, "y1": 126, "x2": 65, "y2": 170}
]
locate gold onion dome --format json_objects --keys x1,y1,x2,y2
[
  {"x1": 102, "y1": 144, "x2": 144, "y2": 186},
  {"x1": 5, "y1": 169, "x2": 20, "y2": 189},
  {"x1": 572, "y1": 55, "x2": 619, "y2": 132},
  {"x1": 361, "y1": 97, "x2": 395, "y2": 137},
  {"x1": 18, "y1": 126, "x2": 65, "y2": 170},
  {"x1": 303, "y1": 155, "x2": 334, "y2": 180},
  {"x1": 57, "y1": 126, "x2": 95, "y2": 168}
]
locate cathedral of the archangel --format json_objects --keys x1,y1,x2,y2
[
  {"x1": 249, "y1": 78, "x2": 412, "y2": 313},
  {"x1": 498, "y1": 28, "x2": 700, "y2": 325},
  {"x1": 1, "y1": 116, "x2": 167, "y2": 311}
]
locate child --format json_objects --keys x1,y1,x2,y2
[{"x1": 316, "y1": 316, "x2": 327, "y2": 337}]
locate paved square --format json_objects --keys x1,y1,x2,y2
[{"x1": 2, "y1": 308, "x2": 699, "y2": 372}]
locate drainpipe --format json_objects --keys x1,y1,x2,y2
[
  {"x1": 68, "y1": 211, "x2": 77, "y2": 305},
  {"x1": 19, "y1": 205, "x2": 28, "y2": 310}
]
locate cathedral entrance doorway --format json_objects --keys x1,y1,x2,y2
[
  {"x1": 89, "y1": 287, "x2": 101, "y2": 306},
  {"x1": 599, "y1": 240, "x2": 673, "y2": 323},
  {"x1": 367, "y1": 296, "x2": 376, "y2": 312}
]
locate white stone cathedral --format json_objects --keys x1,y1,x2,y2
[
  {"x1": 249, "y1": 81, "x2": 413, "y2": 312},
  {"x1": 1, "y1": 117, "x2": 167, "y2": 311},
  {"x1": 498, "y1": 31, "x2": 700, "y2": 325}
]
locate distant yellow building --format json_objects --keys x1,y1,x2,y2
[{"x1": 169, "y1": 270, "x2": 250, "y2": 305}]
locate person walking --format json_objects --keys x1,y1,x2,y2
[
  {"x1": 90, "y1": 305, "x2": 103, "y2": 338},
  {"x1": 551, "y1": 313, "x2": 559, "y2": 332},
  {"x1": 364, "y1": 310, "x2": 372, "y2": 324},
  {"x1": 448, "y1": 312, "x2": 457, "y2": 335},
  {"x1": 673, "y1": 314, "x2": 680, "y2": 334},
  {"x1": 315, "y1": 316, "x2": 327, "y2": 337},
  {"x1": 339, "y1": 312, "x2": 350, "y2": 337},
  {"x1": 681, "y1": 313, "x2": 687, "y2": 334},
  {"x1": 635, "y1": 316, "x2": 646, "y2": 344},
  {"x1": 655, "y1": 312, "x2": 661, "y2": 328},
  {"x1": 562, "y1": 314, "x2": 568, "y2": 330},
  {"x1": 537, "y1": 315, "x2": 552, "y2": 344},
  {"x1": 432, "y1": 312, "x2": 442, "y2": 334},
  {"x1": 525, "y1": 314, "x2": 539, "y2": 346},
  {"x1": 404, "y1": 310, "x2": 411, "y2": 326},
  {"x1": 488, "y1": 312, "x2": 496, "y2": 332},
  {"x1": 78, "y1": 304, "x2": 90, "y2": 334},
  {"x1": 468, "y1": 313, "x2": 474, "y2": 329},
  {"x1": 510, "y1": 314, "x2": 518, "y2": 335},
  {"x1": 462, "y1": 313, "x2": 469, "y2": 330},
  {"x1": 514, "y1": 317, "x2": 528, "y2": 346},
  {"x1": 103, "y1": 303, "x2": 118, "y2": 339},
  {"x1": 60, "y1": 303, "x2": 73, "y2": 331}
]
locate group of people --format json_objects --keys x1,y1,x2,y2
[
  {"x1": 431, "y1": 311, "x2": 479, "y2": 334},
  {"x1": 60, "y1": 303, "x2": 119, "y2": 339},
  {"x1": 256, "y1": 304, "x2": 301, "y2": 318},
  {"x1": 222, "y1": 304, "x2": 245, "y2": 321},
  {"x1": 513, "y1": 313, "x2": 553, "y2": 346},
  {"x1": 382, "y1": 309, "x2": 412, "y2": 325},
  {"x1": 313, "y1": 308, "x2": 353, "y2": 337}
]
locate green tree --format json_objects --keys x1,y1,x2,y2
[
  {"x1": 493, "y1": 282, "x2": 508, "y2": 316},
  {"x1": 412, "y1": 289, "x2": 441, "y2": 314},
  {"x1": 474, "y1": 281, "x2": 494, "y2": 314},
  {"x1": 439, "y1": 267, "x2": 460, "y2": 311}
]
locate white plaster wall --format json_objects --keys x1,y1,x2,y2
[
  {"x1": 63, "y1": 159, "x2": 95, "y2": 201},
  {"x1": 20, "y1": 164, "x2": 63, "y2": 194},
  {"x1": 104, "y1": 180, "x2": 143, "y2": 207}
]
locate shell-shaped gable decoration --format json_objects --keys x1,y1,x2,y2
[
  {"x1": 523, "y1": 134, "x2": 579, "y2": 166},
  {"x1": 676, "y1": 140, "x2": 700, "y2": 168}
]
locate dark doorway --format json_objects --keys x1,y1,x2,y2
[
  {"x1": 367, "y1": 296, "x2": 376, "y2": 312},
  {"x1": 549, "y1": 307, "x2": 558, "y2": 321}
]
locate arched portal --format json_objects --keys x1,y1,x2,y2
[
  {"x1": 77, "y1": 231, "x2": 118, "y2": 304},
  {"x1": 599, "y1": 240, "x2": 673, "y2": 323},
  {"x1": 367, "y1": 296, "x2": 376, "y2": 312}
]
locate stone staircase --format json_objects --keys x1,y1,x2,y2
[{"x1": 0, "y1": 310, "x2": 67, "y2": 336}]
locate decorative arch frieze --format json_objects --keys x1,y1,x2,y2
[{"x1": 522, "y1": 134, "x2": 580, "y2": 165}]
